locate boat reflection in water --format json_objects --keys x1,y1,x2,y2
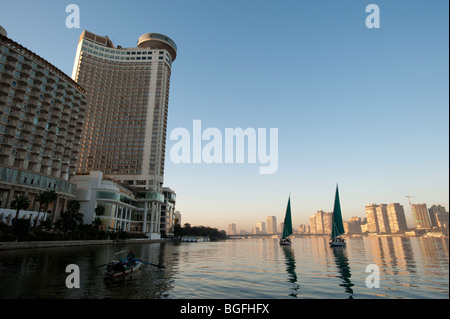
[
  {"x1": 282, "y1": 245, "x2": 299, "y2": 298},
  {"x1": 332, "y1": 247, "x2": 354, "y2": 298}
]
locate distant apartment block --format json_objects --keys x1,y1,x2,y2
[
  {"x1": 386, "y1": 203, "x2": 408, "y2": 233},
  {"x1": 365, "y1": 204, "x2": 379, "y2": 233},
  {"x1": 228, "y1": 223, "x2": 237, "y2": 235},
  {"x1": 307, "y1": 210, "x2": 333, "y2": 235},
  {"x1": 428, "y1": 205, "x2": 449, "y2": 229},
  {"x1": 412, "y1": 203, "x2": 432, "y2": 230},
  {"x1": 256, "y1": 221, "x2": 266, "y2": 234},
  {"x1": 266, "y1": 216, "x2": 277, "y2": 234},
  {"x1": 376, "y1": 204, "x2": 391, "y2": 234},
  {"x1": 0, "y1": 30, "x2": 87, "y2": 223},
  {"x1": 365, "y1": 203, "x2": 408, "y2": 234},
  {"x1": 346, "y1": 216, "x2": 363, "y2": 234}
]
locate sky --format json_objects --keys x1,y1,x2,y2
[{"x1": 1, "y1": 0, "x2": 448, "y2": 232}]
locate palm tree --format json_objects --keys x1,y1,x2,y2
[
  {"x1": 93, "y1": 205, "x2": 105, "y2": 231},
  {"x1": 65, "y1": 200, "x2": 81, "y2": 231},
  {"x1": 11, "y1": 194, "x2": 31, "y2": 232},
  {"x1": 94, "y1": 205, "x2": 105, "y2": 217},
  {"x1": 35, "y1": 189, "x2": 57, "y2": 228}
]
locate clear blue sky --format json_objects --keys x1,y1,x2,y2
[{"x1": 1, "y1": 0, "x2": 448, "y2": 231}]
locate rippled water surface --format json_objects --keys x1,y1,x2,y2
[{"x1": 0, "y1": 236, "x2": 448, "y2": 299}]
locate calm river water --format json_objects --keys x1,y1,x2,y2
[{"x1": 0, "y1": 236, "x2": 448, "y2": 299}]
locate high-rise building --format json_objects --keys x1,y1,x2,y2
[
  {"x1": 266, "y1": 216, "x2": 277, "y2": 234},
  {"x1": 0, "y1": 31, "x2": 87, "y2": 223},
  {"x1": 347, "y1": 216, "x2": 362, "y2": 234},
  {"x1": 323, "y1": 212, "x2": 333, "y2": 235},
  {"x1": 228, "y1": 223, "x2": 237, "y2": 235},
  {"x1": 386, "y1": 203, "x2": 408, "y2": 233},
  {"x1": 256, "y1": 221, "x2": 266, "y2": 234},
  {"x1": 309, "y1": 215, "x2": 316, "y2": 234},
  {"x1": 376, "y1": 204, "x2": 391, "y2": 233},
  {"x1": 428, "y1": 205, "x2": 449, "y2": 229},
  {"x1": 71, "y1": 30, "x2": 177, "y2": 238},
  {"x1": 298, "y1": 224, "x2": 309, "y2": 234},
  {"x1": 365, "y1": 204, "x2": 379, "y2": 233},
  {"x1": 411, "y1": 203, "x2": 432, "y2": 230},
  {"x1": 314, "y1": 210, "x2": 324, "y2": 234}
]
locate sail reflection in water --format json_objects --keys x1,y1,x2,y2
[
  {"x1": 0, "y1": 237, "x2": 448, "y2": 299},
  {"x1": 332, "y1": 247, "x2": 354, "y2": 298},
  {"x1": 282, "y1": 246, "x2": 299, "y2": 298}
]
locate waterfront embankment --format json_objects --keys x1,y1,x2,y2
[{"x1": 0, "y1": 238, "x2": 168, "y2": 251}]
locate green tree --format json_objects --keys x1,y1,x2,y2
[
  {"x1": 92, "y1": 205, "x2": 105, "y2": 230},
  {"x1": 10, "y1": 194, "x2": 31, "y2": 232},
  {"x1": 94, "y1": 205, "x2": 105, "y2": 217},
  {"x1": 64, "y1": 200, "x2": 82, "y2": 231},
  {"x1": 35, "y1": 189, "x2": 57, "y2": 228}
]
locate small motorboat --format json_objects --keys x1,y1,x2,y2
[
  {"x1": 103, "y1": 250, "x2": 142, "y2": 280},
  {"x1": 104, "y1": 259, "x2": 142, "y2": 280}
]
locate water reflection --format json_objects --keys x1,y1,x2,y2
[
  {"x1": 331, "y1": 247, "x2": 354, "y2": 298},
  {"x1": 281, "y1": 246, "x2": 299, "y2": 298},
  {"x1": 0, "y1": 237, "x2": 448, "y2": 299}
]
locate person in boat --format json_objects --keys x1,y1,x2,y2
[{"x1": 126, "y1": 249, "x2": 136, "y2": 265}]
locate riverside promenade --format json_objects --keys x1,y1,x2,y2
[{"x1": 0, "y1": 238, "x2": 168, "y2": 251}]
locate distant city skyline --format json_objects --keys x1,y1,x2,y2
[
  {"x1": 230, "y1": 202, "x2": 448, "y2": 234},
  {"x1": 1, "y1": 0, "x2": 448, "y2": 232}
]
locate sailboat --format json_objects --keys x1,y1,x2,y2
[
  {"x1": 329, "y1": 184, "x2": 346, "y2": 247},
  {"x1": 280, "y1": 196, "x2": 293, "y2": 246}
]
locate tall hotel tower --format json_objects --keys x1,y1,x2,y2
[{"x1": 71, "y1": 30, "x2": 176, "y2": 238}]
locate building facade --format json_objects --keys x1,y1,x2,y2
[
  {"x1": 256, "y1": 221, "x2": 266, "y2": 234},
  {"x1": 72, "y1": 171, "x2": 138, "y2": 232},
  {"x1": 365, "y1": 204, "x2": 379, "y2": 233},
  {"x1": 266, "y1": 216, "x2": 277, "y2": 234},
  {"x1": 0, "y1": 31, "x2": 87, "y2": 223},
  {"x1": 71, "y1": 30, "x2": 177, "y2": 238},
  {"x1": 161, "y1": 187, "x2": 176, "y2": 237},
  {"x1": 228, "y1": 223, "x2": 237, "y2": 235},
  {"x1": 411, "y1": 203, "x2": 432, "y2": 230},
  {"x1": 376, "y1": 204, "x2": 391, "y2": 234},
  {"x1": 386, "y1": 203, "x2": 408, "y2": 233},
  {"x1": 428, "y1": 205, "x2": 449, "y2": 230}
]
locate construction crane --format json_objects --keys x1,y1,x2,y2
[
  {"x1": 406, "y1": 195, "x2": 418, "y2": 227},
  {"x1": 405, "y1": 195, "x2": 415, "y2": 209}
]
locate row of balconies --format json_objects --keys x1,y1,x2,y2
[
  {"x1": 3, "y1": 56, "x2": 84, "y2": 94},
  {"x1": 0, "y1": 157, "x2": 74, "y2": 181},
  {"x1": 3, "y1": 101, "x2": 84, "y2": 129},
  {"x1": 1, "y1": 113, "x2": 80, "y2": 139},
  {"x1": 0, "y1": 144, "x2": 76, "y2": 168}
]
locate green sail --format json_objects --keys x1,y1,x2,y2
[
  {"x1": 282, "y1": 196, "x2": 293, "y2": 239},
  {"x1": 331, "y1": 185, "x2": 345, "y2": 239}
]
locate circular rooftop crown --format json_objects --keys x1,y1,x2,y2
[{"x1": 137, "y1": 33, "x2": 177, "y2": 61}]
